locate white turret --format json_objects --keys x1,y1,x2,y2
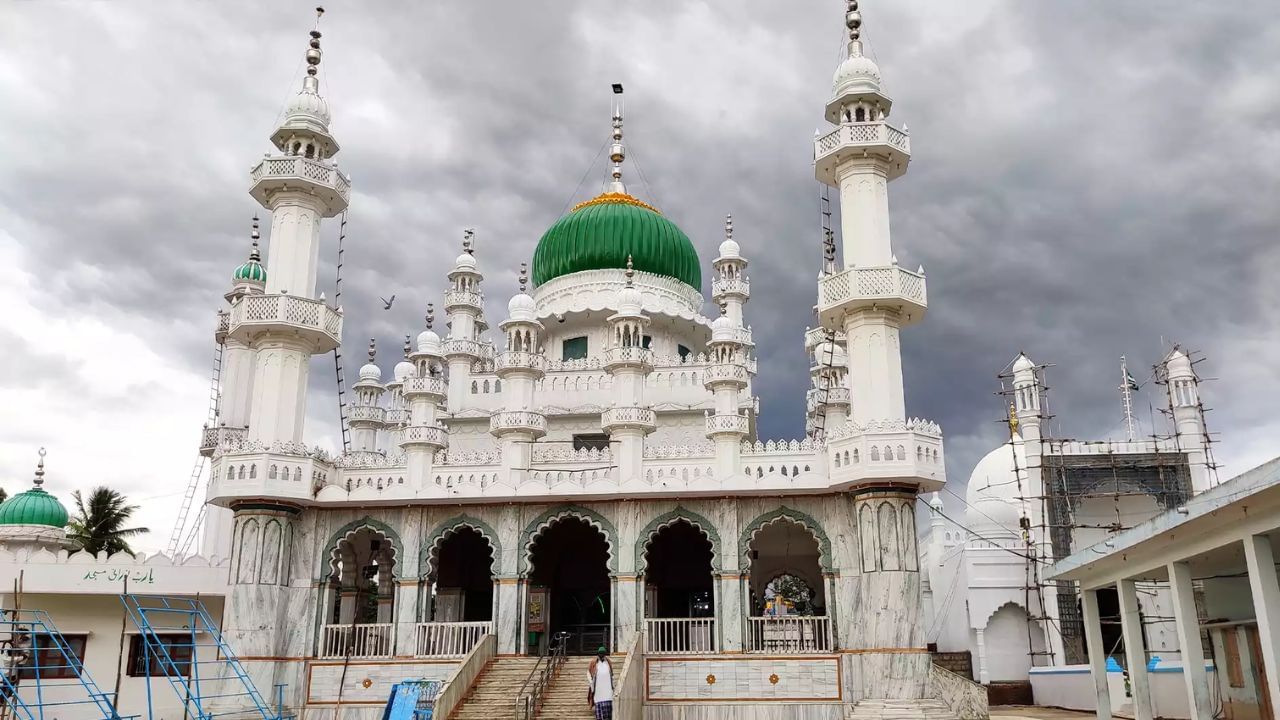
[
  {"x1": 384, "y1": 336, "x2": 414, "y2": 448},
  {"x1": 350, "y1": 339, "x2": 387, "y2": 453},
  {"x1": 402, "y1": 305, "x2": 448, "y2": 490},
  {"x1": 602, "y1": 257, "x2": 657, "y2": 481},
  {"x1": 1163, "y1": 348, "x2": 1211, "y2": 492},
  {"x1": 704, "y1": 302, "x2": 753, "y2": 479},
  {"x1": 492, "y1": 263, "x2": 548, "y2": 482},
  {"x1": 443, "y1": 231, "x2": 486, "y2": 412},
  {"x1": 711, "y1": 215, "x2": 750, "y2": 326}
]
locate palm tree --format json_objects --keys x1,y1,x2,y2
[{"x1": 67, "y1": 487, "x2": 149, "y2": 556}]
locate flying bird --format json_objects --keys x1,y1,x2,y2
[{"x1": 380, "y1": 295, "x2": 396, "y2": 310}]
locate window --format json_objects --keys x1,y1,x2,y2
[
  {"x1": 677, "y1": 344, "x2": 691, "y2": 361},
  {"x1": 127, "y1": 634, "x2": 194, "y2": 677},
  {"x1": 573, "y1": 434, "x2": 611, "y2": 452},
  {"x1": 17, "y1": 634, "x2": 88, "y2": 680},
  {"x1": 562, "y1": 336, "x2": 588, "y2": 360},
  {"x1": 641, "y1": 335, "x2": 653, "y2": 350}
]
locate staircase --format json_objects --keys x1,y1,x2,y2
[
  {"x1": 846, "y1": 699, "x2": 957, "y2": 719},
  {"x1": 450, "y1": 657, "x2": 541, "y2": 719},
  {"x1": 536, "y1": 655, "x2": 597, "y2": 719}
]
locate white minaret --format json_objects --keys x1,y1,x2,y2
[
  {"x1": 1164, "y1": 348, "x2": 1211, "y2": 493},
  {"x1": 813, "y1": 0, "x2": 922, "y2": 426},
  {"x1": 402, "y1": 305, "x2": 449, "y2": 490},
  {"x1": 492, "y1": 264, "x2": 548, "y2": 482},
  {"x1": 444, "y1": 232, "x2": 485, "y2": 412},
  {"x1": 235, "y1": 24, "x2": 347, "y2": 445},
  {"x1": 216, "y1": 217, "x2": 266, "y2": 436},
  {"x1": 711, "y1": 215, "x2": 750, "y2": 326},
  {"x1": 603, "y1": 258, "x2": 657, "y2": 481},
  {"x1": 704, "y1": 307, "x2": 752, "y2": 479},
  {"x1": 385, "y1": 336, "x2": 414, "y2": 449},
  {"x1": 350, "y1": 340, "x2": 386, "y2": 453}
]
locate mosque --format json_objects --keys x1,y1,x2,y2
[{"x1": 0, "y1": 2, "x2": 1236, "y2": 720}]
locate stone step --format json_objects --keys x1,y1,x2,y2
[{"x1": 845, "y1": 698, "x2": 956, "y2": 720}]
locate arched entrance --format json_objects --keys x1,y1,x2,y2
[
  {"x1": 419, "y1": 525, "x2": 495, "y2": 657},
  {"x1": 320, "y1": 525, "x2": 397, "y2": 658},
  {"x1": 642, "y1": 519, "x2": 715, "y2": 653},
  {"x1": 527, "y1": 516, "x2": 611, "y2": 655},
  {"x1": 745, "y1": 517, "x2": 831, "y2": 653}
]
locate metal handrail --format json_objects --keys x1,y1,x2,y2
[{"x1": 514, "y1": 632, "x2": 568, "y2": 720}]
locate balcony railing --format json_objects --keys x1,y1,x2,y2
[
  {"x1": 490, "y1": 411, "x2": 548, "y2": 436},
  {"x1": 816, "y1": 266, "x2": 927, "y2": 324},
  {"x1": 414, "y1": 621, "x2": 492, "y2": 658},
  {"x1": 602, "y1": 346, "x2": 653, "y2": 368},
  {"x1": 228, "y1": 294, "x2": 343, "y2": 350},
  {"x1": 814, "y1": 121, "x2": 910, "y2": 157},
  {"x1": 703, "y1": 363, "x2": 750, "y2": 386},
  {"x1": 402, "y1": 424, "x2": 447, "y2": 447},
  {"x1": 200, "y1": 426, "x2": 248, "y2": 454},
  {"x1": 250, "y1": 155, "x2": 351, "y2": 204},
  {"x1": 711, "y1": 276, "x2": 750, "y2": 298},
  {"x1": 645, "y1": 618, "x2": 716, "y2": 655},
  {"x1": 347, "y1": 406, "x2": 387, "y2": 424},
  {"x1": 495, "y1": 351, "x2": 547, "y2": 373},
  {"x1": 443, "y1": 338, "x2": 485, "y2": 358},
  {"x1": 319, "y1": 623, "x2": 394, "y2": 659},
  {"x1": 601, "y1": 407, "x2": 657, "y2": 431},
  {"x1": 705, "y1": 413, "x2": 750, "y2": 436},
  {"x1": 444, "y1": 289, "x2": 483, "y2": 309},
  {"x1": 403, "y1": 376, "x2": 447, "y2": 397},
  {"x1": 745, "y1": 616, "x2": 832, "y2": 654}
]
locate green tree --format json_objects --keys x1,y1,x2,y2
[{"x1": 67, "y1": 487, "x2": 149, "y2": 556}]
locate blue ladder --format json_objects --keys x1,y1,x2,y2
[
  {"x1": 0, "y1": 608, "x2": 127, "y2": 720},
  {"x1": 118, "y1": 594, "x2": 284, "y2": 720}
]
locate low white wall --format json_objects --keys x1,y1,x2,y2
[{"x1": 1029, "y1": 659, "x2": 1215, "y2": 720}]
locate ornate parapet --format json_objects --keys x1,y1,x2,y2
[
  {"x1": 602, "y1": 406, "x2": 657, "y2": 434},
  {"x1": 489, "y1": 410, "x2": 547, "y2": 438},
  {"x1": 403, "y1": 376, "x2": 447, "y2": 400},
  {"x1": 249, "y1": 155, "x2": 351, "y2": 215},
  {"x1": 401, "y1": 424, "x2": 447, "y2": 452},
  {"x1": 602, "y1": 346, "x2": 653, "y2": 373},
  {"x1": 200, "y1": 426, "x2": 248, "y2": 457},
  {"x1": 443, "y1": 288, "x2": 483, "y2": 312},
  {"x1": 494, "y1": 350, "x2": 547, "y2": 378},
  {"x1": 347, "y1": 405, "x2": 387, "y2": 427},
  {"x1": 705, "y1": 413, "x2": 750, "y2": 438},
  {"x1": 711, "y1": 276, "x2": 750, "y2": 300},
  {"x1": 825, "y1": 418, "x2": 945, "y2": 492},
  {"x1": 816, "y1": 265, "x2": 927, "y2": 331},
  {"x1": 813, "y1": 121, "x2": 911, "y2": 184},
  {"x1": 227, "y1": 293, "x2": 343, "y2": 352},
  {"x1": 443, "y1": 338, "x2": 485, "y2": 360},
  {"x1": 703, "y1": 363, "x2": 750, "y2": 390}
]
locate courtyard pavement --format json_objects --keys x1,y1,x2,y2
[{"x1": 990, "y1": 707, "x2": 1096, "y2": 719}]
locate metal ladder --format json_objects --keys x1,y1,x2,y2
[
  {"x1": 118, "y1": 595, "x2": 283, "y2": 720},
  {"x1": 165, "y1": 336, "x2": 225, "y2": 557},
  {"x1": 0, "y1": 609, "x2": 125, "y2": 720},
  {"x1": 810, "y1": 184, "x2": 839, "y2": 442},
  {"x1": 332, "y1": 210, "x2": 352, "y2": 454}
]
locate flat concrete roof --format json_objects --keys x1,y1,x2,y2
[{"x1": 1046, "y1": 456, "x2": 1280, "y2": 589}]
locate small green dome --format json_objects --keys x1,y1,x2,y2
[
  {"x1": 532, "y1": 193, "x2": 701, "y2": 289},
  {"x1": 234, "y1": 259, "x2": 266, "y2": 283},
  {"x1": 0, "y1": 488, "x2": 69, "y2": 528}
]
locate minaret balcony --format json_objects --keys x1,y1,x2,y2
[
  {"x1": 705, "y1": 413, "x2": 750, "y2": 438},
  {"x1": 824, "y1": 418, "x2": 945, "y2": 492},
  {"x1": 703, "y1": 363, "x2": 750, "y2": 390},
  {"x1": 814, "y1": 121, "x2": 911, "y2": 184},
  {"x1": 214, "y1": 311, "x2": 230, "y2": 344},
  {"x1": 249, "y1": 155, "x2": 351, "y2": 216},
  {"x1": 403, "y1": 376, "x2": 447, "y2": 400},
  {"x1": 401, "y1": 424, "x2": 448, "y2": 451},
  {"x1": 806, "y1": 387, "x2": 851, "y2": 415},
  {"x1": 348, "y1": 406, "x2": 387, "y2": 427},
  {"x1": 489, "y1": 411, "x2": 547, "y2": 438},
  {"x1": 384, "y1": 408, "x2": 408, "y2": 426},
  {"x1": 603, "y1": 346, "x2": 653, "y2": 373},
  {"x1": 816, "y1": 265, "x2": 927, "y2": 332},
  {"x1": 444, "y1": 289, "x2": 484, "y2": 312},
  {"x1": 803, "y1": 326, "x2": 846, "y2": 351},
  {"x1": 443, "y1": 338, "x2": 485, "y2": 359},
  {"x1": 602, "y1": 407, "x2": 657, "y2": 434},
  {"x1": 200, "y1": 426, "x2": 248, "y2": 457},
  {"x1": 711, "y1": 276, "x2": 750, "y2": 299},
  {"x1": 227, "y1": 294, "x2": 343, "y2": 352},
  {"x1": 494, "y1": 351, "x2": 547, "y2": 378}
]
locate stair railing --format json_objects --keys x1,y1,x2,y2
[{"x1": 514, "y1": 632, "x2": 568, "y2": 720}]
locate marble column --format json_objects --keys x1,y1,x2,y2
[
  {"x1": 1167, "y1": 561, "x2": 1211, "y2": 718},
  {"x1": 614, "y1": 574, "x2": 640, "y2": 651},
  {"x1": 1117, "y1": 579, "x2": 1154, "y2": 720},
  {"x1": 1243, "y1": 533, "x2": 1280, "y2": 711},
  {"x1": 717, "y1": 572, "x2": 744, "y2": 652},
  {"x1": 394, "y1": 580, "x2": 420, "y2": 656},
  {"x1": 1080, "y1": 589, "x2": 1114, "y2": 720},
  {"x1": 974, "y1": 629, "x2": 989, "y2": 685},
  {"x1": 496, "y1": 578, "x2": 522, "y2": 655}
]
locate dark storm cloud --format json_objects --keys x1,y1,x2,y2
[{"x1": 2, "y1": 0, "x2": 1277, "y2": 516}]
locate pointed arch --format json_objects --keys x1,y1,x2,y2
[
  {"x1": 420, "y1": 515, "x2": 503, "y2": 578},
  {"x1": 520, "y1": 505, "x2": 618, "y2": 573},
  {"x1": 635, "y1": 507, "x2": 722, "y2": 574},
  {"x1": 318, "y1": 516, "x2": 404, "y2": 580},
  {"x1": 739, "y1": 506, "x2": 834, "y2": 572}
]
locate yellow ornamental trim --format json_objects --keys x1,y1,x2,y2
[{"x1": 570, "y1": 192, "x2": 662, "y2": 215}]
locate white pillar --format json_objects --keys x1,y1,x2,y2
[
  {"x1": 1080, "y1": 589, "x2": 1114, "y2": 720},
  {"x1": 263, "y1": 194, "x2": 325, "y2": 297},
  {"x1": 1166, "y1": 562, "x2": 1211, "y2": 717},
  {"x1": 1116, "y1": 579, "x2": 1153, "y2": 720},
  {"x1": 836, "y1": 160, "x2": 893, "y2": 267},
  {"x1": 843, "y1": 309, "x2": 905, "y2": 424},
  {"x1": 247, "y1": 338, "x2": 312, "y2": 444},
  {"x1": 1243, "y1": 533, "x2": 1280, "y2": 710},
  {"x1": 974, "y1": 628, "x2": 989, "y2": 685},
  {"x1": 220, "y1": 338, "x2": 257, "y2": 428}
]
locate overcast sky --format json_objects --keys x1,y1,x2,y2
[{"x1": 1, "y1": 1, "x2": 1277, "y2": 554}]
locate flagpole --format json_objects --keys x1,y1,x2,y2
[{"x1": 1120, "y1": 355, "x2": 1138, "y2": 441}]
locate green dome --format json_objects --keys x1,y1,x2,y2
[
  {"x1": 234, "y1": 258, "x2": 266, "y2": 283},
  {"x1": 0, "y1": 488, "x2": 69, "y2": 528},
  {"x1": 532, "y1": 193, "x2": 701, "y2": 289}
]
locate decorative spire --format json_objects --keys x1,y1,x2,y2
[
  {"x1": 32, "y1": 447, "x2": 47, "y2": 489},
  {"x1": 463, "y1": 228, "x2": 475, "y2": 255},
  {"x1": 518, "y1": 262, "x2": 528, "y2": 293},
  {"x1": 845, "y1": 0, "x2": 864, "y2": 56},
  {"x1": 302, "y1": 8, "x2": 325, "y2": 92},
  {"x1": 607, "y1": 83, "x2": 626, "y2": 193},
  {"x1": 403, "y1": 334, "x2": 412, "y2": 359},
  {"x1": 425, "y1": 303, "x2": 435, "y2": 330},
  {"x1": 724, "y1": 214, "x2": 734, "y2": 242},
  {"x1": 249, "y1": 215, "x2": 262, "y2": 261},
  {"x1": 367, "y1": 338, "x2": 376, "y2": 364},
  {"x1": 624, "y1": 254, "x2": 635, "y2": 287}
]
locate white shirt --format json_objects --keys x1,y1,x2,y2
[{"x1": 590, "y1": 659, "x2": 613, "y2": 703}]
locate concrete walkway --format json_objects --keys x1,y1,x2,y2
[{"x1": 990, "y1": 707, "x2": 1095, "y2": 719}]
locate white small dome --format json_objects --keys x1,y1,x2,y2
[
  {"x1": 393, "y1": 360, "x2": 414, "y2": 383},
  {"x1": 416, "y1": 329, "x2": 442, "y2": 355},
  {"x1": 711, "y1": 315, "x2": 737, "y2": 343},
  {"x1": 284, "y1": 88, "x2": 332, "y2": 127},
  {"x1": 718, "y1": 239, "x2": 741, "y2": 259},
  {"x1": 965, "y1": 435, "x2": 1027, "y2": 536},
  {"x1": 617, "y1": 286, "x2": 644, "y2": 316},
  {"x1": 358, "y1": 362, "x2": 382, "y2": 382},
  {"x1": 1165, "y1": 348, "x2": 1193, "y2": 378},
  {"x1": 832, "y1": 53, "x2": 882, "y2": 96},
  {"x1": 1012, "y1": 353, "x2": 1035, "y2": 373},
  {"x1": 454, "y1": 253, "x2": 477, "y2": 271},
  {"x1": 813, "y1": 342, "x2": 847, "y2": 367},
  {"x1": 507, "y1": 293, "x2": 537, "y2": 322}
]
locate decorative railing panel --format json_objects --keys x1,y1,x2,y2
[
  {"x1": 706, "y1": 413, "x2": 750, "y2": 435},
  {"x1": 745, "y1": 616, "x2": 832, "y2": 654},
  {"x1": 711, "y1": 276, "x2": 750, "y2": 297},
  {"x1": 818, "y1": 265, "x2": 927, "y2": 309},
  {"x1": 813, "y1": 121, "x2": 911, "y2": 158},
  {"x1": 489, "y1": 411, "x2": 548, "y2": 434},
  {"x1": 444, "y1": 289, "x2": 483, "y2": 309},
  {"x1": 228, "y1": 294, "x2": 343, "y2": 347},
  {"x1": 319, "y1": 623, "x2": 393, "y2": 659},
  {"x1": 249, "y1": 156, "x2": 352, "y2": 203},
  {"x1": 495, "y1": 351, "x2": 547, "y2": 372},
  {"x1": 403, "y1": 376, "x2": 447, "y2": 396},
  {"x1": 347, "y1": 406, "x2": 386, "y2": 424},
  {"x1": 442, "y1": 338, "x2": 485, "y2": 357},
  {"x1": 646, "y1": 618, "x2": 716, "y2": 655},
  {"x1": 402, "y1": 425, "x2": 447, "y2": 446},
  {"x1": 413, "y1": 621, "x2": 491, "y2": 658},
  {"x1": 602, "y1": 407, "x2": 657, "y2": 429}
]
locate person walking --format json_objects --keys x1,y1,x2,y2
[{"x1": 586, "y1": 646, "x2": 613, "y2": 719}]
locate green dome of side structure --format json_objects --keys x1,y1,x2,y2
[
  {"x1": 532, "y1": 192, "x2": 702, "y2": 290},
  {"x1": 0, "y1": 450, "x2": 68, "y2": 528},
  {"x1": 234, "y1": 215, "x2": 267, "y2": 284}
]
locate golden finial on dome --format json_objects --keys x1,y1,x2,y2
[{"x1": 1008, "y1": 402, "x2": 1019, "y2": 435}]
